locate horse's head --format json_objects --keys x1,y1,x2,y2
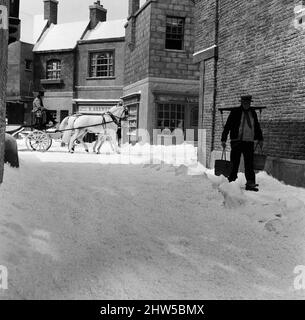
[
  {"x1": 120, "y1": 106, "x2": 129, "y2": 121},
  {"x1": 109, "y1": 102, "x2": 129, "y2": 120}
]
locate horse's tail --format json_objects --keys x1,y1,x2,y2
[{"x1": 59, "y1": 115, "x2": 76, "y2": 144}]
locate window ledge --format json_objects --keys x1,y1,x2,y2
[
  {"x1": 41, "y1": 79, "x2": 63, "y2": 85},
  {"x1": 86, "y1": 77, "x2": 116, "y2": 80},
  {"x1": 165, "y1": 49, "x2": 186, "y2": 53}
]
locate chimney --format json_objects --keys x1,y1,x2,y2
[
  {"x1": 44, "y1": 0, "x2": 58, "y2": 25},
  {"x1": 128, "y1": 0, "x2": 140, "y2": 17},
  {"x1": 89, "y1": 1, "x2": 107, "y2": 29}
]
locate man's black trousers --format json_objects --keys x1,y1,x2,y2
[{"x1": 229, "y1": 141, "x2": 255, "y2": 184}]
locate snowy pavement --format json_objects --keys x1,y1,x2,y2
[{"x1": 1, "y1": 140, "x2": 305, "y2": 299}]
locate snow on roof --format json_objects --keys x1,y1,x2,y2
[
  {"x1": 20, "y1": 12, "x2": 48, "y2": 44},
  {"x1": 82, "y1": 19, "x2": 126, "y2": 41},
  {"x1": 33, "y1": 20, "x2": 89, "y2": 52}
]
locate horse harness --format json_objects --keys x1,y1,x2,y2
[{"x1": 57, "y1": 108, "x2": 128, "y2": 133}]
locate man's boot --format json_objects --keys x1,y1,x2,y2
[{"x1": 245, "y1": 182, "x2": 259, "y2": 192}]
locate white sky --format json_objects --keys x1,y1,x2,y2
[
  {"x1": 20, "y1": 0, "x2": 146, "y2": 23},
  {"x1": 20, "y1": 0, "x2": 146, "y2": 43}
]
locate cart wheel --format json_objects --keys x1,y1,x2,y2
[{"x1": 26, "y1": 130, "x2": 52, "y2": 152}]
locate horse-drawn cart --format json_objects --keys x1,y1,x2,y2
[
  {"x1": 5, "y1": 103, "x2": 128, "y2": 153},
  {"x1": 5, "y1": 125, "x2": 56, "y2": 152}
]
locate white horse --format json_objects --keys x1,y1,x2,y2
[
  {"x1": 58, "y1": 104, "x2": 127, "y2": 154},
  {"x1": 59, "y1": 114, "x2": 90, "y2": 152}
]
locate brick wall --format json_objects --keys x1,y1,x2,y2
[
  {"x1": 194, "y1": 0, "x2": 216, "y2": 52},
  {"x1": 7, "y1": 42, "x2": 34, "y2": 98},
  {"x1": 7, "y1": 41, "x2": 21, "y2": 97},
  {"x1": 76, "y1": 40, "x2": 125, "y2": 94},
  {"x1": 195, "y1": 0, "x2": 305, "y2": 161},
  {"x1": 33, "y1": 51, "x2": 75, "y2": 92},
  {"x1": 20, "y1": 42, "x2": 34, "y2": 97}
]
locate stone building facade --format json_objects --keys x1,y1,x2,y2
[
  {"x1": 123, "y1": 0, "x2": 199, "y2": 143},
  {"x1": 32, "y1": 0, "x2": 125, "y2": 122},
  {"x1": 194, "y1": 0, "x2": 305, "y2": 187},
  {"x1": 33, "y1": 50, "x2": 76, "y2": 121},
  {"x1": 74, "y1": 19, "x2": 125, "y2": 115}
]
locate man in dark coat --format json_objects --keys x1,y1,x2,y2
[{"x1": 221, "y1": 95, "x2": 263, "y2": 191}]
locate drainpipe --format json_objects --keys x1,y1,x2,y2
[{"x1": 211, "y1": 0, "x2": 219, "y2": 152}]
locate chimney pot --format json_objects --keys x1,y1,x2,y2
[
  {"x1": 89, "y1": 1, "x2": 107, "y2": 29},
  {"x1": 44, "y1": 0, "x2": 58, "y2": 25}
]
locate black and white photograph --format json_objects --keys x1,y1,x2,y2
[{"x1": 1, "y1": 0, "x2": 305, "y2": 312}]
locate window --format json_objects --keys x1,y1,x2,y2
[
  {"x1": 46, "y1": 59, "x2": 61, "y2": 79},
  {"x1": 157, "y1": 103, "x2": 185, "y2": 131},
  {"x1": 89, "y1": 51, "x2": 114, "y2": 78},
  {"x1": 165, "y1": 16, "x2": 185, "y2": 50},
  {"x1": 25, "y1": 59, "x2": 32, "y2": 71}
]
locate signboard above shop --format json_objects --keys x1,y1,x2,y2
[{"x1": 78, "y1": 105, "x2": 112, "y2": 114}]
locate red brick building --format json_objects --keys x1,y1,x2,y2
[
  {"x1": 194, "y1": 0, "x2": 305, "y2": 187},
  {"x1": 123, "y1": 0, "x2": 199, "y2": 143}
]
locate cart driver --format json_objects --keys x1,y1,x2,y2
[{"x1": 32, "y1": 93, "x2": 57, "y2": 128}]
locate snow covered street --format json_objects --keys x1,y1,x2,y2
[{"x1": 1, "y1": 141, "x2": 305, "y2": 299}]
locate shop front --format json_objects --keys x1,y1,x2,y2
[
  {"x1": 153, "y1": 92, "x2": 199, "y2": 144},
  {"x1": 121, "y1": 93, "x2": 140, "y2": 144},
  {"x1": 72, "y1": 98, "x2": 121, "y2": 142}
]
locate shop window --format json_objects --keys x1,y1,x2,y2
[
  {"x1": 46, "y1": 59, "x2": 61, "y2": 79},
  {"x1": 89, "y1": 51, "x2": 114, "y2": 78},
  {"x1": 157, "y1": 103, "x2": 185, "y2": 132},
  {"x1": 165, "y1": 16, "x2": 185, "y2": 50}
]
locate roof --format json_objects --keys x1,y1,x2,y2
[
  {"x1": 20, "y1": 13, "x2": 48, "y2": 44},
  {"x1": 82, "y1": 19, "x2": 126, "y2": 41},
  {"x1": 33, "y1": 20, "x2": 89, "y2": 52}
]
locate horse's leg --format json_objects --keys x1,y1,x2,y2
[
  {"x1": 69, "y1": 129, "x2": 85, "y2": 153},
  {"x1": 96, "y1": 135, "x2": 105, "y2": 154},
  {"x1": 79, "y1": 131, "x2": 89, "y2": 153},
  {"x1": 109, "y1": 136, "x2": 116, "y2": 153},
  {"x1": 93, "y1": 138, "x2": 98, "y2": 153},
  {"x1": 109, "y1": 130, "x2": 119, "y2": 154},
  {"x1": 93, "y1": 133, "x2": 101, "y2": 153},
  {"x1": 69, "y1": 130, "x2": 80, "y2": 153},
  {"x1": 113, "y1": 129, "x2": 120, "y2": 154}
]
